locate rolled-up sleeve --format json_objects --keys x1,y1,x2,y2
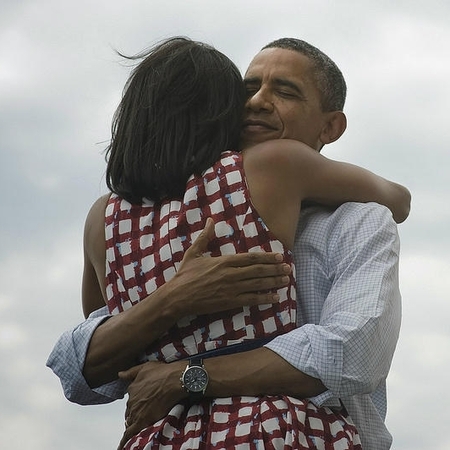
[
  {"x1": 265, "y1": 203, "x2": 401, "y2": 407},
  {"x1": 46, "y1": 306, "x2": 128, "y2": 405}
]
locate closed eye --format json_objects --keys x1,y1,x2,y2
[
  {"x1": 274, "y1": 78, "x2": 305, "y2": 100},
  {"x1": 277, "y1": 90, "x2": 298, "y2": 98},
  {"x1": 244, "y1": 83, "x2": 260, "y2": 98},
  {"x1": 245, "y1": 87, "x2": 259, "y2": 98}
]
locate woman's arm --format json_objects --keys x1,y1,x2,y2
[
  {"x1": 294, "y1": 145, "x2": 411, "y2": 223},
  {"x1": 82, "y1": 195, "x2": 110, "y2": 317},
  {"x1": 243, "y1": 139, "x2": 410, "y2": 248}
]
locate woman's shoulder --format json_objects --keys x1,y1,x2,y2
[
  {"x1": 242, "y1": 139, "x2": 316, "y2": 172},
  {"x1": 85, "y1": 194, "x2": 111, "y2": 224},
  {"x1": 243, "y1": 138, "x2": 313, "y2": 154}
]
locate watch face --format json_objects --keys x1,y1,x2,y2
[{"x1": 183, "y1": 366, "x2": 208, "y2": 393}]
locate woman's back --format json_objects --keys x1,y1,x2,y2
[{"x1": 105, "y1": 151, "x2": 297, "y2": 362}]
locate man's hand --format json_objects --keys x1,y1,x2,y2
[
  {"x1": 117, "y1": 360, "x2": 186, "y2": 449},
  {"x1": 116, "y1": 348, "x2": 327, "y2": 449},
  {"x1": 171, "y1": 218, "x2": 292, "y2": 317}
]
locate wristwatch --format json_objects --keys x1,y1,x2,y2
[{"x1": 180, "y1": 357, "x2": 209, "y2": 401}]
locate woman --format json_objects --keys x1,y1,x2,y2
[{"x1": 82, "y1": 37, "x2": 409, "y2": 449}]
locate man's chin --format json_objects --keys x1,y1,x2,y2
[{"x1": 240, "y1": 132, "x2": 277, "y2": 149}]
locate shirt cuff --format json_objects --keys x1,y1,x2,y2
[
  {"x1": 264, "y1": 325, "x2": 344, "y2": 408},
  {"x1": 46, "y1": 308, "x2": 127, "y2": 405}
]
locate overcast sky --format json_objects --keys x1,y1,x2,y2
[{"x1": 1, "y1": 1, "x2": 449, "y2": 448}]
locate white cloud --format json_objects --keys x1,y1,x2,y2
[
  {"x1": 0, "y1": 323, "x2": 28, "y2": 349},
  {"x1": 386, "y1": 252, "x2": 450, "y2": 448}
]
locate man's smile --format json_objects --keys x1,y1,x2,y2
[{"x1": 242, "y1": 118, "x2": 278, "y2": 132}]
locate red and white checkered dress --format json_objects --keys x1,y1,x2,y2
[{"x1": 105, "y1": 151, "x2": 362, "y2": 449}]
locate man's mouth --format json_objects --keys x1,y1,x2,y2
[{"x1": 242, "y1": 119, "x2": 277, "y2": 132}]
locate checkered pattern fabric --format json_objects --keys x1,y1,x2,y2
[
  {"x1": 125, "y1": 396, "x2": 361, "y2": 450},
  {"x1": 105, "y1": 151, "x2": 297, "y2": 362}
]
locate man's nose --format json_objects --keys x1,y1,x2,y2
[{"x1": 246, "y1": 88, "x2": 273, "y2": 112}]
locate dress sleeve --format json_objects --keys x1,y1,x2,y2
[
  {"x1": 265, "y1": 204, "x2": 402, "y2": 406},
  {"x1": 46, "y1": 306, "x2": 128, "y2": 405}
]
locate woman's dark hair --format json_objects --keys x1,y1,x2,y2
[{"x1": 105, "y1": 37, "x2": 246, "y2": 203}]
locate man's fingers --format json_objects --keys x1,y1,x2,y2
[
  {"x1": 235, "y1": 274, "x2": 291, "y2": 302},
  {"x1": 232, "y1": 262, "x2": 291, "y2": 282},
  {"x1": 119, "y1": 419, "x2": 148, "y2": 450},
  {"x1": 118, "y1": 424, "x2": 137, "y2": 450},
  {"x1": 118, "y1": 364, "x2": 142, "y2": 382},
  {"x1": 184, "y1": 218, "x2": 216, "y2": 259},
  {"x1": 224, "y1": 251, "x2": 285, "y2": 268}
]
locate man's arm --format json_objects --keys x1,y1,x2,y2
[
  {"x1": 46, "y1": 306, "x2": 128, "y2": 405},
  {"x1": 83, "y1": 221, "x2": 292, "y2": 388},
  {"x1": 118, "y1": 346, "x2": 325, "y2": 446},
  {"x1": 48, "y1": 219, "x2": 292, "y2": 403},
  {"x1": 267, "y1": 203, "x2": 402, "y2": 403}
]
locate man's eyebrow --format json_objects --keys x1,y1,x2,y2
[
  {"x1": 243, "y1": 76, "x2": 260, "y2": 85},
  {"x1": 273, "y1": 78, "x2": 303, "y2": 94}
]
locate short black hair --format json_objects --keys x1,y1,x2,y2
[
  {"x1": 263, "y1": 38, "x2": 346, "y2": 112},
  {"x1": 105, "y1": 37, "x2": 246, "y2": 203}
]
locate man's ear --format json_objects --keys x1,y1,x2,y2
[{"x1": 320, "y1": 111, "x2": 347, "y2": 145}]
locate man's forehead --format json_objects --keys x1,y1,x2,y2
[{"x1": 244, "y1": 47, "x2": 313, "y2": 83}]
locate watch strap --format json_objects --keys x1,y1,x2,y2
[
  {"x1": 181, "y1": 357, "x2": 208, "y2": 402},
  {"x1": 189, "y1": 356, "x2": 203, "y2": 367},
  {"x1": 190, "y1": 357, "x2": 206, "y2": 400},
  {"x1": 188, "y1": 389, "x2": 204, "y2": 402}
]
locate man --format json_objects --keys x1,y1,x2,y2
[{"x1": 48, "y1": 38, "x2": 405, "y2": 449}]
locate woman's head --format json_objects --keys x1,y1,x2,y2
[{"x1": 106, "y1": 37, "x2": 245, "y2": 203}]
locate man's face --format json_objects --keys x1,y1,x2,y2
[{"x1": 240, "y1": 47, "x2": 329, "y2": 151}]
